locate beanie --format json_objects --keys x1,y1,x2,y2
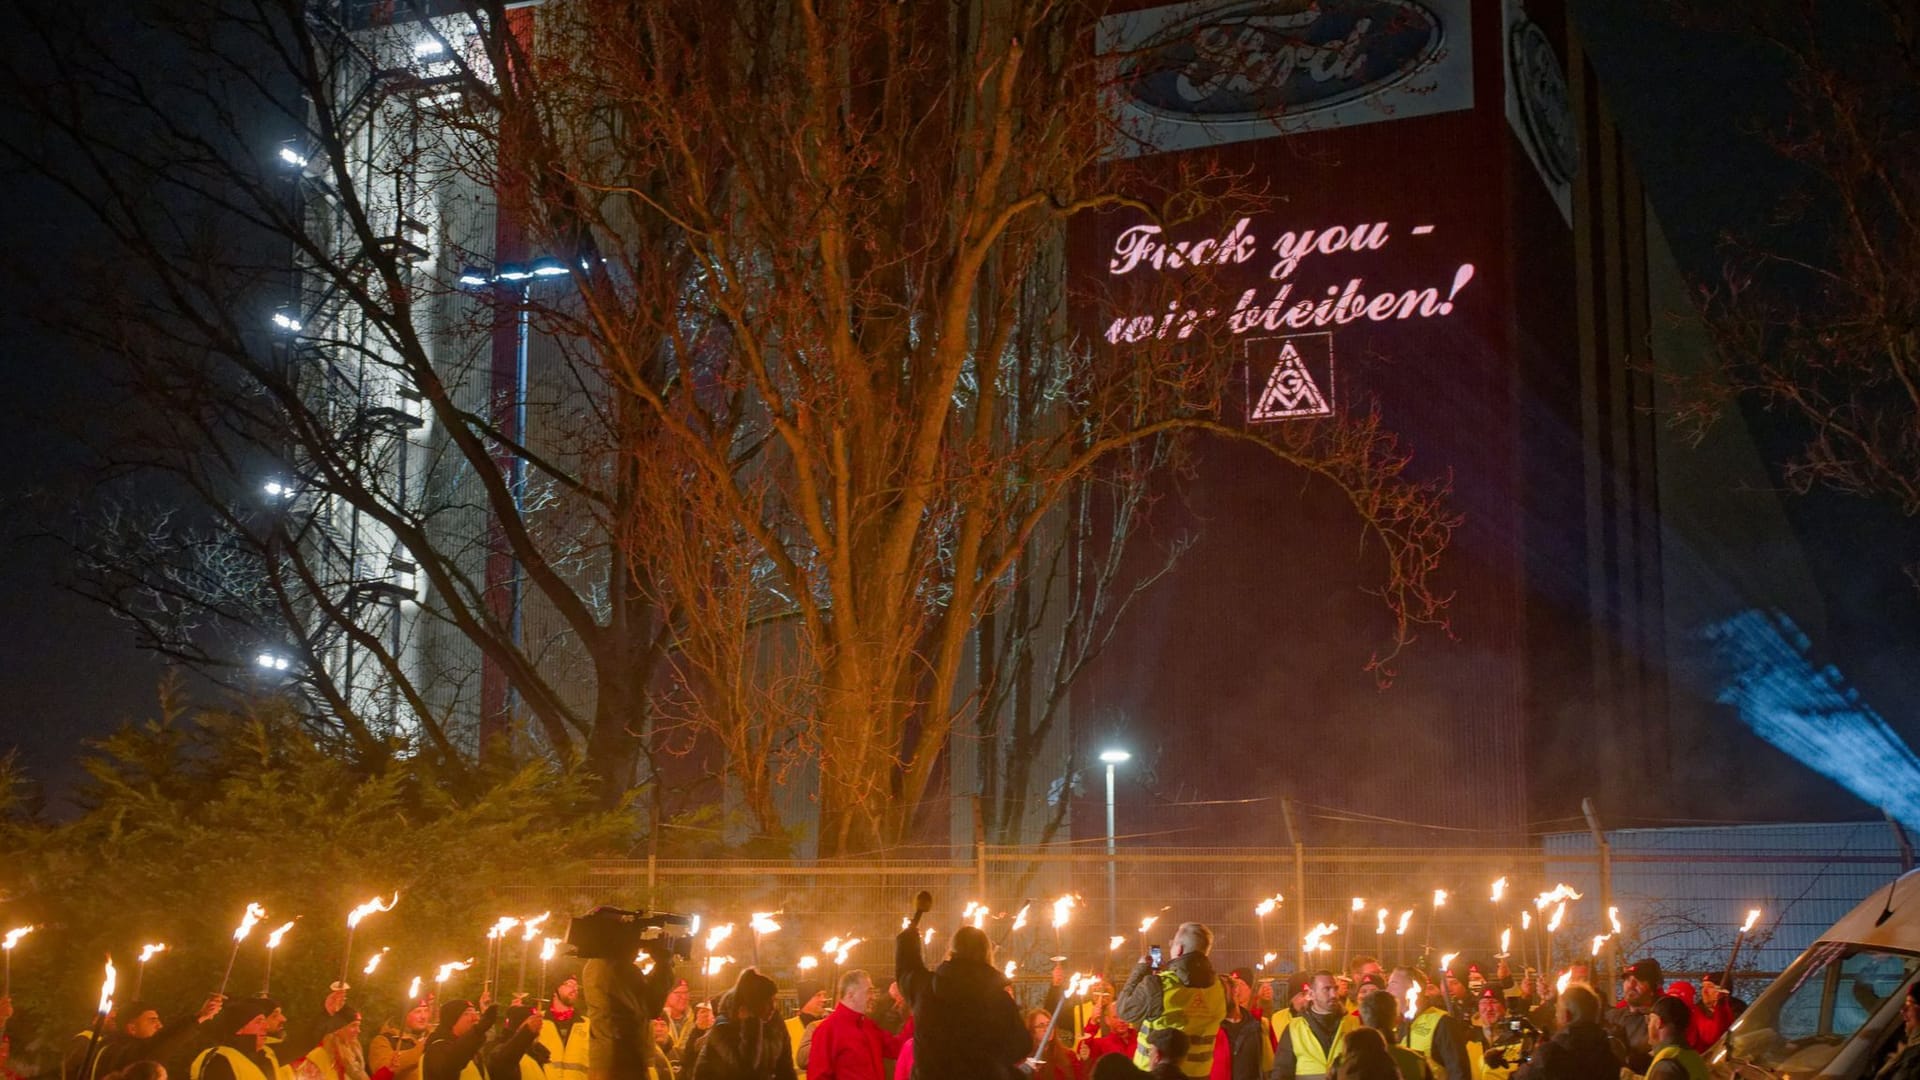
[{"x1": 439, "y1": 999, "x2": 475, "y2": 1032}]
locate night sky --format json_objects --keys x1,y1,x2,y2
[{"x1": 0, "y1": 0, "x2": 1913, "y2": 816}]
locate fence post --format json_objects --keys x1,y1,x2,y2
[
  {"x1": 1283, "y1": 798, "x2": 1307, "y2": 972},
  {"x1": 1581, "y1": 797, "x2": 1614, "y2": 993},
  {"x1": 1887, "y1": 811, "x2": 1914, "y2": 873}
]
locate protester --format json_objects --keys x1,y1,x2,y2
[
  {"x1": 1644, "y1": 996, "x2": 1706, "y2": 1080},
  {"x1": 807, "y1": 971, "x2": 904, "y2": 1080},
  {"x1": 1511, "y1": 985, "x2": 1620, "y2": 1080},
  {"x1": 1605, "y1": 960, "x2": 1662, "y2": 1074},
  {"x1": 1334, "y1": 1029, "x2": 1401, "y2": 1080},
  {"x1": 647, "y1": 1020, "x2": 677, "y2": 1080},
  {"x1": 66, "y1": 1005, "x2": 117, "y2": 1080},
  {"x1": 661, "y1": 983, "x2": 699, "y2": 1069},
  {"x1": 680, "y1": 1003, "x2": 720, "y2": 1079},
  {"x1": 1357, "y1": 990, "x2": 1432, "y2": 1080},
  {"x1": 892, "y1": 922, "x2": 1029, "y2": 1080},
  {"x1": 424, "y1": 1000, "x2": 498, "y2": 1080},
  {"x1": 534, "y1": 976, "x2": 588, "y2": 1080},
  {"x1": 786, "y1": 990, "x2": 827, "y2": 1071},
  {"x1": 1385, "y1": 969, "x2": 1473, "y2": 1080},
  {"x1": 1273, "y1": 972, "x2": 1359, "y2": 1080},
  {"x1": 290, "y1": 1010, "x2": 374, "y2": 1080},
  {"x1": 1092, "y1": 1029, "x2": 1188, "y2": 1080},
  {"x1": 368, "y1": 1000, "x2": 430, "y2": 1080},
  {"x1": 1212, "y1": 972, "x2": 1269, "y2": 1080},
  {"x1": 98, "y1": 996, "x2": 224, "y2": 1078},
  {"x1": 485, "y1": 1005, "x2": 549, "y2": 1080},
  {"x1": 1117, "y1": 923, "x2": 1225, "y2": 1079},
  {"x1": 1025, "y1": 1008, "x2": 1083, "y2": 1080},
  {"x1": 689, "y1": 969, "x2": 795, "y2": 1080},
  {"x1": 190, "y1": 999, "x2": 279, "y2": 1080},
  {"x1": 1079, "y1": 1001, "x2": 1137, "y2": 1069},
  {"x1": 1663, "y1": 981, "x2": 1726, "y2": 1052}
]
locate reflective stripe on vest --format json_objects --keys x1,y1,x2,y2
[
  {"x1": 193, "y1": 1047, "x2": 273, "y2": 1080},
  {"x1": 1132, "y1": 973, "x2": 1228, "y2": 1078},
  {"x1": 1651, "y1": 1045, "x2": 1708, "y2": 1080},
  {"x1": 537, "y1": 1019, "x2": 591, "y2": 1080},
  {"x1": 1286, "y1": 1015, "x2": 1360, "y2": 1077}
]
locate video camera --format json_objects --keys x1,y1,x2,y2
[
  {"x1": 565, "y1": 906, "x2": 696, "y2": 963},
  {"x1": 1484, "y1": 1017, "x2": 1542, "y2": 1070}
]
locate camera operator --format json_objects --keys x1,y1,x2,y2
[
  {"x1": 576, "y1": 911, "x2": 682, "y2": 1080},
  {"x1": 1510, "y1": 986, "x2": 1620, "y2": 1080},
  {"x1": 1474, "y1": 992, "x2": 1534, "y2": 1080}
]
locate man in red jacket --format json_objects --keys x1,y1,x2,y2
[{"x1": 807, "y1": 971, "x2": 904, "y2": 1080}]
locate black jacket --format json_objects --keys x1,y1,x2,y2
[
  {"x1": 97, "y1": 1012, "x2": 214, "y2": 1079},
  {"x1": 1602, "y1": 1006, "x2": 1653, "y2": 1074},
  {"x1": 1512, "y1": 1021, "x2": 1622, "y2": 1080},
  {"x1": 485, "y1": 1023, "x2": 549, "y2": 1080},
  {"x1": 584, "y1": 955, "x2": 678, "y2": 1080},
  {"x1": 1221, "y1": 1013, "x2": 1267, "y2": 1080},
  {"x1": 424, "y1": 1007, "x2": 500, "y2": 1080},
  {"x1": 893, "y1": 927, "x2": 1030, "y2": 1080},
  {"x1": 689, "y1": 1017, "x2": 796, "y2": 1080}
]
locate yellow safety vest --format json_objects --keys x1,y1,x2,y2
[
  {"x1": 1132, "y1": 971, "x2": 1227, "y2": 1078},
  {"x1": 193, "y1": 1047, "x2": 273, "y2": 1080},
  {"x1": 1407, "y1": 1010, "x2": 1486, "y2": 1080},
  {"x1": 1287, "y1": 1014, "x2": 1360, "y2": 1077},
  {"x1": 537, "y1": 1018, "x2": 590, "y2": 1080},
  {"x1": 264, "y1": 1044, "x2": 291, "y2": 1080},
  {"x1": 1651, "y1": 1045, "x2": 1708, "y2": 1080}
]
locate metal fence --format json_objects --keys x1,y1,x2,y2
[{"x1": 500, "y1": 821, "x2": 1911, "y2": 1000}]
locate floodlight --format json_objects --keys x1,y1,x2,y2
[
  {"x1": 270, "y1": 307, "x2": 302, "y2": 333},
  {"x1": 413, "y1": 38, "x2": 446, "y2": 58},
  {"x1": 457, "y1": 267, "x2": 491, "y2": 287},
  {"x1": 528, "y1": 256, "x2": 568, "y2": 278},
  {"x1": 277, "y1": 146, "x2": 309, "y2": 169},
  {"x1": 1098, "y1": 749, "x2": 1132, "y2": 764},
  {"x1": 494, "y1": 264, "x2": 532, "y2": 282}
]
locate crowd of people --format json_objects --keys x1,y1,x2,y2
[{"x1": 11, "y1": 912, "x2": 1912, "y2": 1080}]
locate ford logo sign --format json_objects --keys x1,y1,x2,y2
[{"x1": 1121, "y1": 0, "x2": 1445, "y2": 123}]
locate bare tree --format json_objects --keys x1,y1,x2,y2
[
  {"x1": 4, "y1": 0, "x2": 1458, "y2": 852},
  {"x1": 1666, "y1": 0, "x2": 1920, "y2": 581}
]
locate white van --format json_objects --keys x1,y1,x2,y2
[{"x1": 1714, "y1": 870, "x2": 1920, "y2": 1080}]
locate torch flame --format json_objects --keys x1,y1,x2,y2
[
  {"x1": 1742, "y1": 909, "x2": 1762, "y2": 933},
  {"x1": 833, "y1": 937, "x2": 860, "y2": 965},
  {"x1": 435, "y1": 958, "x2": 474, "y2": 983},
  {"x1": 703, "y1": 956, "x2": 733, "y2": 976},
  {"x1": 1255, "y1": 898, "x2": 1277, "y2": 917},
  {"x1": 1591, "y1": 934, "x2": 1610, "y2": 957},
  {"x1": 705, "y1": 924, "x2": 734, "y2": 952},
  {"x1": 923, "y1": 927, "x2": 936, "y2": 945},
  {"x1": 233, "y1": 902, "x2": 267, "y2": 944},
  {"x1": 1109, "y1": 935, "x2": 1126, "y2": 951},
  {"x1": 689, "y1": 915, "x2": 701, "y2": 937},
  {"x1": 138, "y1": 943, "x2": 166, "y2": 963},
  {"x1": 798, "y1": 956, "x2": 818, "y2": 972},
  {"x1": 1556, "y1": 970, "x2": 1572, "y2": 995},
  {"x1": 1533, "y1": 884, "x2": 1583, "y2": 910},
  {"x1": 1608, "y1": 906, "x2": 1622, "y2": 934},
  {"x1": 822, "y1": 937, "x2": 842, "y2": 955},
  {"x1": 1521, "y1": 911, "x2": 1532, "y2": 930},
  {"x1": 1261, "y1": 952, "x2": 1278, "y2": 970},
  {"x1": 1051, "y1": 895, "x2": 1076, "y2": 930},
  {"x1": 541, "y1": 937, "x2": 560, "y2": 962},
  {"x1": 1500, "y1": 929, "x2": 1511, "y2": 955},
  {"x1": 407, "y1": 976, "x2": 423, "y2": 999},
  {"x1": 2, "y1": 926, "x2": 34, "y2": 950},
  {"x1": 1433, "y1": 889, "x2": 1448, "y2": 908},
  {"x1": 347, "y1": 893, "x2": 398, "y2": 928},
  {"x1": 1439, "y1": 952, "x2": 1458, "y2": 974},
  {"x1": 1304, "y1": 922, "x2": 1338, "y2": 953},
  {"x1": 489, "y1": 917, "x2": 520, "y2": 940},
  {"x1": 1012, "y1": 903, "x2": 1031, "y2": 932},
  {"x1": 750, "y1": 912, "x2": 781, "y2": 935},
  {"x1": 1139, "y1": 916, "x2": 1159, "y2": 935},
  {"x1": 97, "y1": 955, "x2": 117, "y2": 1015},
  {"x1": 1352, "y1": 897, "x2": 1366, "y2": 913},
  {"x1": 1403, "y1": 981, "x2": 1422, "y2": 1021},
  {"x1": 1395, "y1": 910, "x2": 1413, "y2": 936},
  {"x1": 364, "y1": 948, "x2": 390, "y2": 975},
  {"x1": 1548, "y1": 901, "x2": 1567, "y2": 933},
  {"x1": 521, "y1": 912, "x2": 551, "y2": 942},
  {"x1": 1492, "y1": 877, "x2": 1508, "y2": 903},
  {"x1": 1003, "y1": 960, "x2": 1017, "y2": 978},
  {"x1": 265, "y1": 921, "x2": 295, "y2": 950},
  {"x1": 1376, "y1": 909, "x2": 1389, "y2": 935}
]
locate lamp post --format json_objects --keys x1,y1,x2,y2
[{"x1": 1099, "y1": 749, "x2": 1131, "y2": 944}]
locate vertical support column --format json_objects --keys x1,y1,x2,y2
[{"x1": 1582, "y1": 797, "x2": 1615, "y2": 992}]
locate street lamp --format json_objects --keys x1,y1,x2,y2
[{"x1": 1099, "y1": 749, "x2": 1131, "y2": 943}]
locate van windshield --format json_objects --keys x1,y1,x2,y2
[{"x1": 1726, "y1": 942, "x2": 1919, "y2": 1076}]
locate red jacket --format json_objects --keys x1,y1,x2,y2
[{"x1": 807, "y1": 1004, "x2": 905, "y2": 1080}]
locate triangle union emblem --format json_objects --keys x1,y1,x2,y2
[{"x1": 1251, "y1": 342, "x2": 1331, "y2": 420}]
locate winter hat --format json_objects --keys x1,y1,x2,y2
[
  {"x1": 439, "y1": 999, "x2": 476, "y2": 1032},
  {"x1": 731, "y1": 969, "x2": 777, "y2": 1017},
  {"x1": 1624, "y1": 959, "x2": 1663, "y2": 986},
  {"x1": 214, "y1": 996, "x2": 279, "y2": 1039},
  {"x1": 1356, "y1": 973, "x2": 1386, "y2": 992},
  {"x1": 320, "y1": 1009, "x2": 360, "y2": 1037}
]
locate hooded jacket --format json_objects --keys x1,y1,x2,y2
[
  {"x1": 690, "y1": 1016, "x2": 796, "y2": 1080},
  {"x1": 892, "y1": 928, "x2": 1030, "y2": 1080}
]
